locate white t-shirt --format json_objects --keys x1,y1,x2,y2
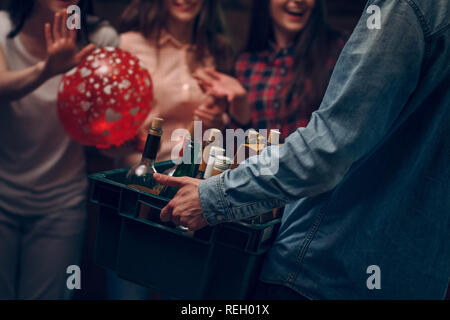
[{"x1": 0, "y1": 11, "x2": 119, "y2": 214}]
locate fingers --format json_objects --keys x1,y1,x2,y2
[
  {"x1": 69, "y1": 14, "x2": 78, "y2": 42},
  {"x1": 160, "y1": 200, "x2": 174, "y2": 222},
  {"x1": 203, "y1": 68, "x2": 222, "y2": 80},
  {"x1": 153, "y1": 173, "x2": 187, "y2": 188},
  {"x1": 193, "y1": 68, "x2": 218, "y2": 83},
  {"x1": 53, "y1": 12, "x2": 61, "y2": 42},
  {"x1": 44, "y1": 23, "x2": 53, "y2": 48},
  {"x1": 195, "y1": 77, "x2": 213, "y2": 93},
  {"x1": 75, "y1": 43, "x2": 96, "y2": 62},
  {"x1": 194, "y1": 108, "x2": 221, "y2": 122},
  {"x1": 193, "y1": 74, "x2": 213, "y2": 88},
  {"x1": 60, "y1": 11, "x2": 68, "y2": 39}
]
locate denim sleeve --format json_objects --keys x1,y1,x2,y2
[{"x1": 199, "y1": 0, "x2": 426, "y2": 226}]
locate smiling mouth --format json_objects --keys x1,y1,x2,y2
[{"x1": 286, "y1": 9, "x2": 306, "y2": 17}]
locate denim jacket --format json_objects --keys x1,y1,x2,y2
[{"x1": 199, "y1": 0, "x2": 450, "y2": 299}]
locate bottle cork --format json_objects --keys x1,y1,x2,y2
[{"x1": 149, "y1": 117, "x2": 164, "y2": 136}]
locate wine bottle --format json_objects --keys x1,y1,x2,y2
[
  {"x1": 126, "y1": 118, "x2": 164, "y2": 195},
  {"x1": 196, "y1": 128, "x2": 222, "y2": 179}
]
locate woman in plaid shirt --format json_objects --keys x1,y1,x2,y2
[{"x1": 195, "y1": 0, "x2": 346, "y2": 140}]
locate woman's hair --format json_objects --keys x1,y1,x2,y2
[
  {"x1": 7, "y1": 0, "x2": 95, "y2": 45},
  {"x1": 246, "y1": 0, "x2": 342, "y2": 108},
  {"x1": 119, "y1": 0, "x2": 234, "y2": 73}
]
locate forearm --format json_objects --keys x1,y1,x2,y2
[{"x1": 0, "y1": 61, "x2": 50, "y2": 101}]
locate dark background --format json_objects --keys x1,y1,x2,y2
[{"x1": 0, "y1": 0, "x2": 368, "y2": 50}]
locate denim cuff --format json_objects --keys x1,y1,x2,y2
[{"x1": 198, "y1": 174, "x2": 232, "y2": 226}]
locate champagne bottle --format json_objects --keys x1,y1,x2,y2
[
  {"x1": 126, "y1": 118, "x2": 164, "y2": 195},
  {"x1": 196, "y1": 128, "x2": 222, "y2": 179}
]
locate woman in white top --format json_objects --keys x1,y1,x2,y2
[{"x1": 0, "y1": 0, "x2": 119, "y2": 299}]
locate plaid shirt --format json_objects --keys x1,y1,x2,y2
[{"x1": 234, "y1": 37, "x2": 346, "y2": 140}]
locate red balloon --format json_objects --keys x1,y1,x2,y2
[{"x1": 57, "y1": 47, "x2": 153, "y2": 148}]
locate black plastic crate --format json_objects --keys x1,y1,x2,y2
[{"x1": 88, "y1": 163, "x2": 281, "y2": 299}]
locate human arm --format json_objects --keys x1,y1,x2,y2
[{"x1": 0, "y1": 11, "x2": 95, "y2": 101}]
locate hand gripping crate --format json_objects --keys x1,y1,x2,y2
[{"x1": 89, "y1": 161, "x2": 281, "y2": 299}]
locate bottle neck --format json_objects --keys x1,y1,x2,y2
[
  {"x1": 142, "y1": 132, "x2": 161, "y2": 162},
  {"x1": 141, "y1": 157, "x2": 156, "y2": 168}
]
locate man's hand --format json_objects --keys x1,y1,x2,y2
[{"x1": 153, "y1": 173, "x2": 208, "y2": 231}]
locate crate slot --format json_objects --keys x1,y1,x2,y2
[
  {"x1": 139, "y1": 194, "x2": 168, "y2": 211},
  {"x1": 91, "y1": 181, "x2": 120, "y2": 209},
  {"x1": 135, "y1": 200, "x2": 165, "y2": 223},
  {"x1": 119, "y1": 188, "x2": 139, "y2": 217}
]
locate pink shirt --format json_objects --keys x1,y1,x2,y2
[{"x1": 119, "y1": 31, "x2": 214, "y2": 161}]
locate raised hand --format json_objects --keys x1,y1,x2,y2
[
  {"x1": 194, "y1": 68, "x2": 251, "y2": 126},
  {"x1": 193, "y1": 68, "x2": 247, "y2": 103},
  {"x1": 43, "y1": 10, "x2": 95, "y2": 78}
]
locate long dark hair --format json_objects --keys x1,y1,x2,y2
[
  {"x1": 7, "y1": 0, "x2": 95, "y2": 45},
  {"x1": 119, "y1": 0, "x2": 234, "y2": 73},
  {"x1": 247, "y1": 0, "x2": 341, "y2": 109}
]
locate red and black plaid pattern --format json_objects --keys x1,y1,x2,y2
[{"x1": 234, "y1": 39, "x2": 346, "y2": 140}]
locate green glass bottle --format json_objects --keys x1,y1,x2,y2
[{"x1": 161, "y1": 121, "x2": 201, "y2": 198}]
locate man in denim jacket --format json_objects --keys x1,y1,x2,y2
[{"x1": 155, "y1": 0, "x2": 450, "y2": 299}]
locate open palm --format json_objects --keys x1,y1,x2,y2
[{"x1": 44, "y1": 10, "x2": 95, "y2": 78}]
